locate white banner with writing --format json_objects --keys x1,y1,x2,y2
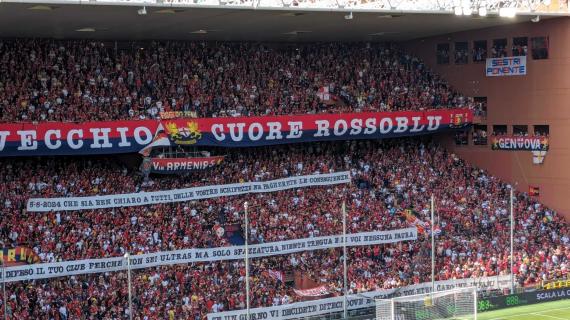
[
  {"x1": 27, "y1": 171, "x2": 351, "y2": 212},
  {"x1": 0, "y1": 228, "x2": 417, "y2": 283},
  {"x1": 208, "y1": 275, "x2": 512, "y2": 320},
  {"x1": 485, "y1": 56, "x2": 527, "y2": 77}
]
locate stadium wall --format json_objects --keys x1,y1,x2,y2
[{"x1": 404, "y1": 17, "x2": 570, "y2": 219}]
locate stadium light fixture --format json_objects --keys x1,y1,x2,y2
[
  {"x1": 499, "y1": 7, "x2": 516, "y2": 17},
  {"x1": 84, "y1": 0, "x2": 557, "y2": 14},
  {"x1": 461, "y1": 0, "x2": 472, "y2": 15},
  {"x1": 45, "y1": 0, "x2": 561, "y2": 14},
  {"x1": 454, "y1": 6, "x2": 462, "y2": 15},
  {"x1": 336, "y1": 0, "x2": 347, "y2": 9}
]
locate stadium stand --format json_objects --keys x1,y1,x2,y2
[
  {"x1": 0, "y1": 41, "x2": 474, "y2": 122},
  {"x1": 0, "y1": 138, "x2": 567, "y2": 319}
]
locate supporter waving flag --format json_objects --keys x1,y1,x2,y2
[
  {"x1": 138, "y1": 122, "x2": 172, "y2": 157},
  {"x1": 268, "y1": 270, "x2": 284, "y2": 283},
  {"x1": 401, "y1": 208, "x2": 427, "y2": 234}
]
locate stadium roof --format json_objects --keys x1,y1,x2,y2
[{"x1": 0, "y1": 2, "x2": 562, "y2": 41}]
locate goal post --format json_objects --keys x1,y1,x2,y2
[{"x1": 376, "y1": 287, "x2": 477, "y2": 320}]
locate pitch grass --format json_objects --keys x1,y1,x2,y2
[{"x1": 478, "y1": 298, "x2": 570, "y2": 320}]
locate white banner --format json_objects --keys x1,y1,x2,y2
[
  {"x1": 294, "y1": 285, "x2": 330, "y2": 297},
  {"x1": 486, "y1": 56, "x2": 527, "y2": 77},
  {"x1": 207, "y1": 275, "x2": 513, "y2": 320},
  {"x1": 0, "y1": 228, "x2": 417, "y2": 283},
  {"x1": 26, "y1": 171, "x2": 351, "y2": 212}
]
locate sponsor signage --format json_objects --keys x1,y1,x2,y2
[
  {"x1": 149, "y1": 156, "x2": 224, "y2": 174},
  {"x1": 491, "y1": 135, "x2": 549, "y2": 151},
  {"x1": 478, "y1": 288, "x2": 570, "y2": 313},
  {"x1": 0, "y1": 228, "x2": 417, "y2": 283},
  {"x1": 0, "y1": 109, "x2": 472, "y2": 157},
  {"x1": 486, "y1": 56, "x2": 527, "y2": 77},
  {"x1": 27, "y1": 172, "x2": 351, "y2": 212}
]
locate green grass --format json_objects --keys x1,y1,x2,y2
[{"x1": 478, "y1": 299, "x2": 570, "y2": 320}]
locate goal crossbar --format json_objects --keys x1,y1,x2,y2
[{"x1": 375, "y1": 287, "x2": 478, "y2": 320}]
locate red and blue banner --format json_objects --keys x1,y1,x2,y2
[{"x1": 0, "y1": 109, "x2": 472, "y2": 157}]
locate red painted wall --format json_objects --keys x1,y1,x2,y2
[{"x1": 404, "y1": 17, "x2": 570, "y2": 219}]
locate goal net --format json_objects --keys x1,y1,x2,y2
[{"x1": 375, "y1": 287, "x2": 477, "y2": 320}]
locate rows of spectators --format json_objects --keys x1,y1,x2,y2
[
  {"x1": 0, "y1": 139, "x2": 567, "y2": 319},
  {"x1": 491, "y1": 45, "x2": 508, "y2": 58},
  {"x1": 0, "y1": 40, "x2": 475, "y2": 122}
]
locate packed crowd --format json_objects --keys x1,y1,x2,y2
[
  {"x1": 491, "y1": 45, "x2": 508, "y2": 58},
  {"x1": 512, "y1": 44, "x2": 528, "y2": 57},
  {"x1": 0, "y1": 139, "x2": 568, "y2": 319},
  {"x1": 0, "y1": 40, "x2": 476, "y2": 123},
  {"x1": 472, "y1": 47, "x2": 487, "y2": 62}
]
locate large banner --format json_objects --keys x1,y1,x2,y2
[
  {"x1": 148, "y1": 156, "x2": 224, "y2": 174},
  {"x1": 207, "y1": 275, "x2": 513, "y2": 320},
  {"x1": 486, "y1": 56, "x2": 527, "y2": 77},
  {"x1": 27, "y1": 172, "x2": 350, "y2": 212},
  {"x1": 0, "y1": 109, "x2": 472, "y2": 157},
  {"x1": 491, "y1": 135, "x2": 549, "y2": 151},
  {"x1": 0, "y1": 228, "x2": 417, "y2": 283}
]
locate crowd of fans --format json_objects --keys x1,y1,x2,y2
[
  {"x1": 512, "y1": 44, "x2": 528, "y2": 57},
  {"x1": 0, "y1": 38, "x2": 565, "y2": 320},
  {"x1": 0, "y1": 40, "x2": 476, "y2": 122},
  {"x1": 472, "y1": 47, "x2": 487, "y2": 62},
  {"x1": 0, "y1": 139, "x2": 567, "y2": 319},
  {"x1": 490, "y1": 44, "x2": 508, "y2": 58}
]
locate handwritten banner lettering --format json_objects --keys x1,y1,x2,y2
[
  {"x1": 0, "y1": 228, "x2": 417, "y2": 283},
  {"x1": 486, "y1": 56, "x2": 527, "y2": 77},
  {"x1": 207, "y1": 275, "x2": 512, "y2": 320},
  {"x1": 27, "y1": 172, "x2": 350, "y2": 212}
]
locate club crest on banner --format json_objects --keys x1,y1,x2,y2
[
  {"x1": 532, "y1": 151, "x2": 547, "y2": 165},
  {"x1": 449, "y1": 112, "x2": 468, "y2": 128},
  {"x1": 165, "y1": 121, "x2": 203, "y2": 145}
]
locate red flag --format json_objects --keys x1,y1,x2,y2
[{"x1": 529, "y1": 186, "x2": 540, "y2": 196}]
